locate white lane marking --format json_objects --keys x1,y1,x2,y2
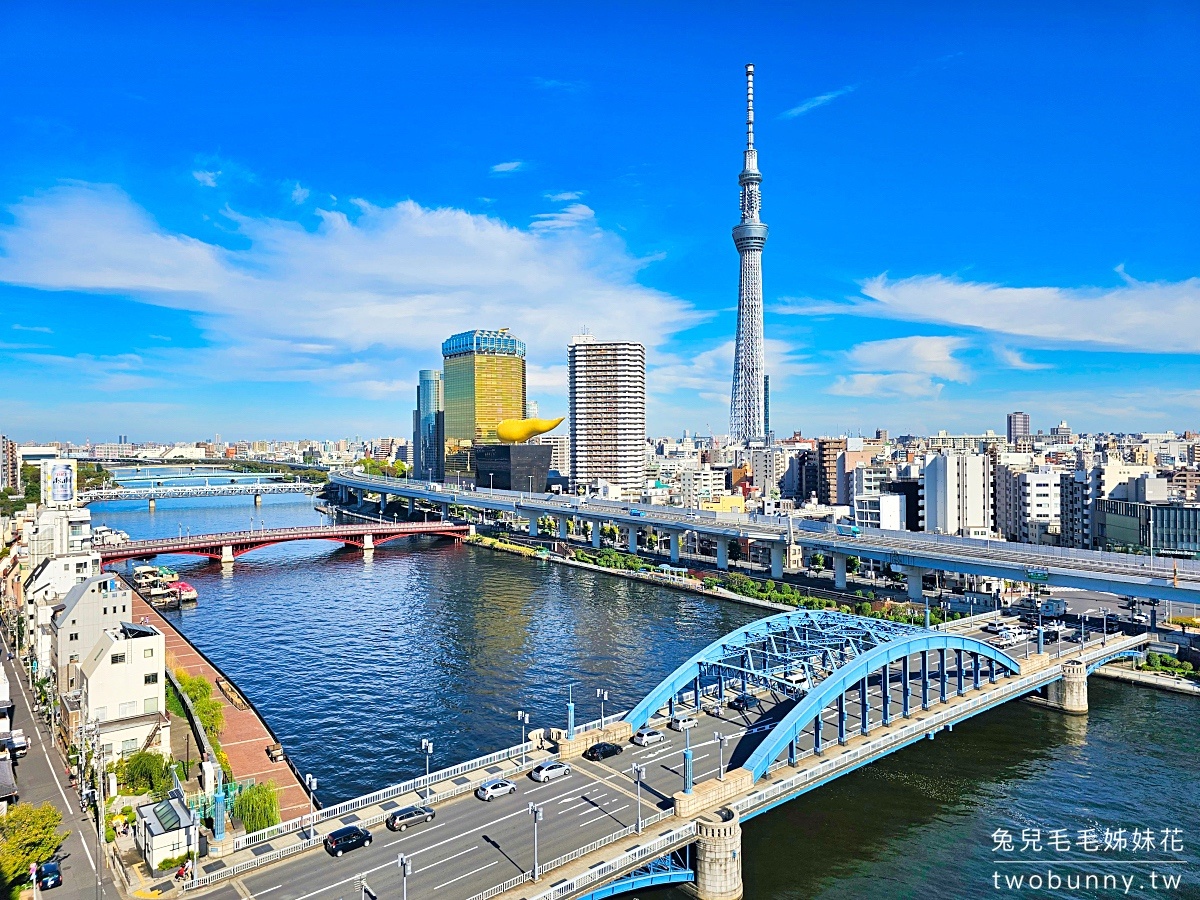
[
  {"x1": 385, "y1": 821, "x2": 445, "y2": 847},
  {"x1": 578, "y1": 804, "x2": 629, "y2": 827},
  {"x1": 423, "y1": 844, "x2": 479, "y2": 871},
  {"x1": 7, "y1": 657, "x2": 97, "y2": 874},
  {"x1": 251, "y1": 886, "x2": 283, "y2": 898},
  {"x1": 290, "y1": 852, "x2": 416, "y2": 900},
  {"x1": 575, "y1": 796, "x2": 620, "y2": 816},
  {"x1": 433, "y1": 860, "x2": 498, "y2": 891}
]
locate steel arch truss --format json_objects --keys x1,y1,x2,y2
[
  {"x1": 740, "y1": 631, "x2": 1021, "y2": 780},
  {"x1": 627, "y1": 610, "x2": 936, "y2": 730},
  {"x1": 574, "y1": 850, "x2": 693, "y2": 900},
  {"x1": 1086, "y1": 648, "x2": 1145, "y2": 675}
]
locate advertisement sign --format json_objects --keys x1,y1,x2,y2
[{"x1": 40, "y1": 459, "x2": 77, "y2": 506}]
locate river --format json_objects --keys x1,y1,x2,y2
[{"x1": 90, "y1": 494, "x2": 1200, "y2": 898}]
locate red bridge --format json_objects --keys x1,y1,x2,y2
[{"x1": 98, "y1": 521, "x2": 469, "y2": 566}]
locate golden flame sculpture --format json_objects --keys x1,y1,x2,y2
[{"x1": 496, "y1": 416, "x2": 565, "y2": 444}]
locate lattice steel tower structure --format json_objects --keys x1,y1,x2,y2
[{"x1": 729, "y1": 64, "x2": 768, "y2": 444}]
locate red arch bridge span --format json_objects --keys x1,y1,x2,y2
[{"x1": 98, "y1": 521, "x2": 470, "y2": 565}]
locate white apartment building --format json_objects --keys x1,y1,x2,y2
[
  {"x1": 50, "y1": 573, "x2": 135, "y2": 694},
  {"x1": 853, "y1": 492, "x2": 907, "y2": 530},
  {"x1": 76, "y1": 622, "x2": 169, "y2": 761},
  {"x1": 1060, "y1": 462, "x2": 1154, "y2": 549},
  {"x1": 748, "y1": 445, "x2": 789, "y2": 497},
  {"x1": 681, "y1": 466, "x2": 727, "y2": 509},
  {"x1": 568, "y1": 336, "x2": 646, "y2": 497},
  {"x1": 995, "y1": 464, "x2": 1062, "y2": 543},
  {"x1": 921, "y1": 452, "x2": 994, "y2": 537},
  {"x1": 528, "y1": 433, "x2": 570, "y2": 479}
]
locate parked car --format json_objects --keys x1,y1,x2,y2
[
  {"x1": 669, "y1": 714, "x2": 698, "y2": 731},
  {"x1": 727, "y1": 695, "x2": 761, "y2": 713},
  {"x1": 385, "y1": 805, "x2": 435, "y2": 832},
  {"x1": 475, "y1": 778, "x2": 518, "y2": 801},
  {"x1": 632, "y1": 727, "x2": 665, "y2": 746},
  {"x1": 529, "y1": 762, "x2": 572, "y2": 783},
  {"x1": 583, "y1": 742, "x2": 624, "y2": 762},
  {"x1": 324, "y1": 825, "x2": 372, "y2": 857},
  {"x1": 36, "y1": 862, "x2": 62, "y2": 890}
]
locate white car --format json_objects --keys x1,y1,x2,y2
[
  {"x1": 632, "y1": 728, "x2": 665, "y2": 746},
  {"x1": 668, "y1": 715, "x2": 698, "y2": 732},
  {"x1": 528, "y1": 762, "x2": 571, "y2": 783},
  {"x1": 990, "y1": 634, "x2": 1019, "y2": 649},
  {"x1": 475, "y1": 779, "x2": 517, "y2": 801}
]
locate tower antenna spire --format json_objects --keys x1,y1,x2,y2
[{"x1": 746, "y1": 63, "x2": 755, "y2": 149}]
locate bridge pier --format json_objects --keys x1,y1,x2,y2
[
  {"x1": 362, "y1": 533, "x2": 374, "y2": 551},
  {"x1": 833, "y1": 553, "x2": 847, "y2": 590},
  {"x1": 148, "y1": 498, "x2": 156, "y2": 512},
  {"x1": 685, "y1": 809, "x2": 743, "y2": 900},
  {"x1": 903, "y1": 566, "x2": 927, "y2": 602},
  {"x1": 1042, "y1": 660, "x2": 1089, "y2": 715},
  {"x1": 716, "y1": 539, "x2": 728, "y2": 571},
  {"x1": 591, "y1": 520, "x2": 602, "y2": 549},
  {"x1": 220, "y1": 545, "x2": 234, "y2": 564},
  {"x1": 253, "y1": 493, "x2": 262, "y2": 506},
  {"x1": 769, "y1": 542, "x2": 783, "y2": 579}
]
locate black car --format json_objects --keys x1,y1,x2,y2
[
  {"x1": 36, "y1": 862, "x2": 62, "y2": 890},
  {"x1": 386, "y1": 805, "x2": 435, "y2": 832},
  {"x1": 728, "y1": 695, "x2": 761, "y2": 712},
  {"x1": 583, "y1": 741, "x2": 624, "y2": 761},
  {"x1": 324, "y1": 825, "x2": 372, "y2": 857}
]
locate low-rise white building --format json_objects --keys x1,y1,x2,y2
[
  {"x1": 50, "y1": 573, "x2": 135, "y2": 694},
  {"x1": 77, "y1": 622, "x2": 169, "y2": 761}
]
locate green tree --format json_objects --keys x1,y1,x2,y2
[
  {"x1": 810, "y1": 552, "x2": 825, "y2": 570},
  {"x1": 847, "y1": 556, "x2": 861, "y2": 574},
  {"x1": 230, "y1": 782, "x2": 281, "y2": 834},
  {"x1": 727, "y1": 541, "x2": 743, "y2": 563},
  {"x1": 123, "y1": 751, "x2": 171, "y2": 794},
  {"x1": 0, "y1": 803, "x2": 69, "y2": 894}
]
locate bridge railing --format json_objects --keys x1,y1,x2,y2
[
  {"x1": 231, "y1": 740, "x2": 539, "y2": 851},
  {"x1": 464, "y1": 810, "x2": 680, "y2": 900}
]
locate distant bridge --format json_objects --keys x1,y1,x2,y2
[
  {"x1": 97, "y1": 521, "x2": 468, "y2": 565},
  {"x1": 79, "y1": 481, "x2": 325, "y2": 507}
]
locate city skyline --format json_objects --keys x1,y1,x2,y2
[{"x1": 1, "y1": 3, "x2": 1198, "y2": 442}]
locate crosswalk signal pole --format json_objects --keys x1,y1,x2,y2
[
  {"x1": 528, "y1": 803, "x2": 544, "y2": 881},
  {"x1": 398, "y1": 854, "x2": 413, "y2": 900}
]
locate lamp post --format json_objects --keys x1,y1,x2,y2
[
  {"x1": 596, "y1": 689, "x2": 609, "y2": 726},
  {"x1": 421, "y1": 739, "x2": 434, "y2": 800},
  {"x1": 715, "y1": 732, "x2": 730, "y2": 781},
  {"x1": 304, "y1": 773, "x2": 317, "y2": 839},
  {"x1": 516, "y1": 710, "x2": 530, "y2": 765},
  {"x1": 683, "y1": 723, "x2": 694, "y2": 794},
  {"x1": 397, "y1": 854, "x2": 413, "y2": 900},
  {"x1": 528, "y1": 803, "x2": 544, "y2": 881},
  {"x1": 631, "y1": 764, "x2": 646, "y2": 833}
]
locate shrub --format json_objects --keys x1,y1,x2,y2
[
  {"x1": 230, "y1": 782, "x2": 281, "y2": 834},
  {"x1": 124, "y1": 751, "x2": 171, "y2": 795}
]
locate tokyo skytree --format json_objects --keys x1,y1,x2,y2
[{"x1": 729, "y1": 63, "x2": 768, "y2": 444}]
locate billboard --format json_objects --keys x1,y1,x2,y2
[{"x1": 40, "y1": 459, "x2": 77, "y2": 506}]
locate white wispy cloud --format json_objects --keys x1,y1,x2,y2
[
  {"x1": 780, "y1": 85, "x2": 856, "y2": 119},
  {"x1": 12, "y1": 324, "x2": 52, "y2": 333},
  {"x1": 532, "y1": 77, "x2": 586, "y2": 92},
  {"x1": 546, "y1": 191, "x2": 585, "y2": 202},
  {"x1": 530, "y1": 203, "x2": 595, "y2": 232},
  {"x1": 829, "y1": 335, "x2": 970, "y2": 399},
  {"x1": 0, "y1": 183, "x2": 702, "y2": 392},
  {"x1": 829, "y1": 372, "x2": 945, "y2": 399},
  {"x1": 994, "y1": 345, "x2": 1050, "y2": 370},
  {"x1": 780, "y1": 271, "x2": 1200, "y2": 354},
  {"x1": 290, "y1": 182, "x2": 310, "y2": 204},
  {"x1": 490, "y1": 161, "x2": 524, "y2": 174},
  {"x1": 192, "y1": 170, "x2": 220, "y2": 187}
]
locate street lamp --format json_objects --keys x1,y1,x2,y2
[
  {"x1": 682, "y1": 723, "x2": 694, "y2": 794},
  {"x1": 304, "y1": 773, "x2": 317, "y2": 839},
  {"x1": 527, "y1": 803, "x2": 544, "y2": 881},
  {"x1": 596, "y1": 689, "x2": 609, "y2": 725},
  {"x1": 421, "y1": 739, "x2": 434, "y2": 800},
  {"x1": 631, "y1": 763, "x2": 646, "y2": 833},
  {"x1": 715, "y1": 732, "x2": 730, "y2": 781},
  {"x1": 516, "y1": 710, "x2": 530, "y2": 765},
  {"x1": 397, "y1": 854, "x2": 413, "y2": 900}
]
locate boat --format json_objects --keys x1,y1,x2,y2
[
  {"x1": 156, "y1": 566, "x2": 179, "y2": 582},
  {"x1": 170, "y1": 581, "x2": 198, "y2": 604}
]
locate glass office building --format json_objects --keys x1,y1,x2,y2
[
  {"x1": 442, "y1": 329, "x2": 526, "y2": 478},
  {"x1": 413, "y1": 369, "x2": 444, "y2": 481}
]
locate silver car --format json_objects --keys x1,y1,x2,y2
[
  {"x1": 529, "y1": 762, "x2": 572, "y2": 783},
  {"x1": 475, "y1": 778, "x2": 517, "y2": 801},
  {"x1": 632, "y1": 728, "x2": 665, "y2": 746}
]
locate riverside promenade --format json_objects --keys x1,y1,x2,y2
[{"x1": 131, "y1": 595, "x2": 311, "y2": 820}]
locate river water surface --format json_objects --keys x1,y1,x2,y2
[{"x1": 91, "y1": 494, "x2": 1200, "y2": 899}]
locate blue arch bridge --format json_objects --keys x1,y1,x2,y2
[{"x1": 196, "y1": 611, "x2": 1149, "y2": 900}]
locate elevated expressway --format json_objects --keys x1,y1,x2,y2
[
  {"x1": 329, "y1": 471, "x2": 1200, "y2": 604},
  {"x1": 195, "y1": 611, "x2": 1149, "y2": 900}
]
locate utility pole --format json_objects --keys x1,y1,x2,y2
[
  {"x1": 397, "y1": 855, "x2": 413, "y2": 900},
  {"x1": 527, "y1": 803, "x2": 544, "y2": 880},
  {"x1": 631, "y1": 764, "x2": 645, "y2": 834}
]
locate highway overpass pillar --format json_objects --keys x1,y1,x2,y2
[
  {"x1": 1044, "y1": 660, "x2": 1089, "y2": 715},
  {"x1": 770, "y1": 542, "x2": 783, "y2": 579},
  {"x1": 628, "y1": 526, "x2": 638, "y2": 554},
  {"x1": 557, "y1": 516, "x2": 569, "y2": 540},
  {"x1": 528, "y1": 516, "x2": 538, "y2": 536},
  {"x1": 688, "y1": 809, "x2": 743, "y2": 900},
  {"x1": 591, "y1": 521, "x2": 602, "y2": 549},
  {"x1": 440, "y1": 502, "x2": 450, "y2": 521},
  {"x1": 407, "y1": 497, "x2": 415, "y2": 516},
  {"x1": 833, "y1": 553, "x2": 847, "y2": 590},
  {"x1": 903, "y1": 566, "x2": 927, "y2": 602},
  {"x1": 716, "y1": 540, "x2": 728, "y2": 570},
  {"x1": 669, "y1": 531, "x2": 681, "y2": 564},
  {"x1": 220, "y1": 545, "x2": 234, "y2": 564}
]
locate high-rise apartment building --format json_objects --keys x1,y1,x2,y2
[
  {"x1": 413, "y1": 369, "x2": 444, "y2": 481},
  {"x1": 0, "y1": 436, "x2": 18, "y2": 494},
  {"x1": 1007, "y1": 411, "x2": 1031, "y2": 445},
  {"x1": 995, "y1": 463, "x2": 1062, "y2": 544},
  {"x1": 921, "y1": 452, "x2": 994, "y2": 538},
  {"x1": 528, "y1": 434, "x2": 570, "y2": 479},
  {"x1": 568, "y1": 335, "x2": 646, "y2": 497},
  {"x1": 441, "y1": 329, "x2": 526, "y2": 477}
]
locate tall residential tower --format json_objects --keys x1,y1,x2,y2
[
  {"x1": 568, "y1": 335, "x2": 646, "y2": 497},
  {"x1": 729, "y1": 63, "x2": 768, "y2": 444}
]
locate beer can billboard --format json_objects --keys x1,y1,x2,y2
[{"x1": 41, "y1": 459, "x2": 77, "y2": 506}]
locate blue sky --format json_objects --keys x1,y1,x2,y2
[{"x1": 1, "y1": 2, "x2": 1198, "y2": 443}]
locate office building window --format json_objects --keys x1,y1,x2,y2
[
  {"x1": 144, "y1": 672, "x2": 158, "y2": 685},
  {"x1": 144, "y1": 648, "x2": 153, "y2": 658},
  {"x1": 69, "y1": 633, "x2": 78, "y2": 641},
  {"x1": 121, "y1": 739, "x2": 137, "y2": 755},
  {"x1": 144, "y1": 697, "x2": 159, "y2": 714},
  {"x1": 111, "y1": 653, "x2": 126, "y2": 665},
  {"x1": 119, "y1": 701, "x2": 137, "y2": 718},
  {"x1": 95, "y1": 707, "x2": 107, "y2": 721}
]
